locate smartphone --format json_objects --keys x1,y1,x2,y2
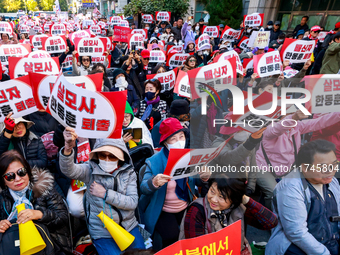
[
  {"x1": 123, "y1": 128, "x2": 143, "y2": 139},
  {"x1": 131, "y1": 44, "x2": 136, "y2": 52}
]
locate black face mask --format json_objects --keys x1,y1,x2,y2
[{"x1": 145, "y1": 91, "x2": 156, "y2": 100}]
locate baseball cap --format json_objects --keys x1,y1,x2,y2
[
  {"x1": 274, "y1": 21, "x2": 281, "y2": 26},
  {"x1": 311, "y1": 25, "x2": 321, "y2": 32},
  {"x1": 335, "y1": 22, "x2": 340, "y2": 29},
  {"x1": 267, "y1": 21, "x2": 274, "y2": 25},
  {"x1": 219, "y1": 24, "x2": 224, "y2": 28},
  {"x1": 141, "y1": 49, "x2": 150, "y2": 58}
]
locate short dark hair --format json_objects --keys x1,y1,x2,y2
[
  {"x1": 208, "y1": 174, "x2": 246, "y2": 208},
  {"x1": 177, "y1": 17, "x2": 183, "y2": 22},
  {"x1": 302, "y1": 16, "x2": 309, "y2": 21},
  {"x1": 144, "y1": 78, "x2": 162, "y2": 92},
  {"x1": 0, "y1": 150, "x2": 33, "y2": 189},
  {"x1": 183, "y1": 55, "x2": 197, "y2": 67},
  {"x1": 256, "y1": 80, "x2": 273, "y2": 94},
  {"x1": 92, "y1": 63, "x2": 107, "y2": 78},
  {"x1": 333, "y1": 32, "x2": 340, "y2": 41},
  {"x1": 278, "y1": 33, "x2": 286, "y2": 39},
  {"x1": 151, "y1": 63, "x2": 167, "y2": 74},
  {"x1": 296, "y1": 140, "x2": 336, "y2": 167},
  {"x1": 79, "y1": 56, "x2": 92, "y2": 65}
]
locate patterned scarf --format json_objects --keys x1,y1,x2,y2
[
  {"x1": 141, "y1": 96, "x2": 160, "y2": 121},
  {"x1": 8, "y1": 184, "x2": 33, "y2": 219},
  {"x1": 210, "y1": 205, "x2": 234, "y2": 228}
]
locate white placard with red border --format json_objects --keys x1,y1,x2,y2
[
  {"x1": 166, "y1": 53, "x2": 190, "y2": 68},
  {"x1": 9, "y1": 56, "x2": 60, "y2": 79},
  {"x1": 0, "y1": 75, "x2": 38, "y2": 121},
  {"x1": 44, "y1": 24, "x2": 51, "y2": 32},
  {"x1": 149, "y1": 50, "x2": 166, "y2": 63},
  {"x1": 213, "y1": 50, "x2": 244, "y2": 75},
  {"x1": 41, "y1": 35, "x2": 67, "y2": 54},
  {"x1": 91, "y1": 55, "x2": 111, "y2": 68},
  {"x1": 304, "y1": 74, "x2": 340, "y2": 113},
  {"x1": 29, "y1": 72, "x2": 104, "y2": 110},
  {"x1": 119, "y1": 20, "x2": 129, "y2": 27},
  {"x1": 146, "y1": 68, "x2": 177, "y2": 93},
  {"x1": 187, "y1": 57, "x2": 237, "y2": 100},
  {"x1": 253, "y1": 51, "x2": 282, "y2": 78},
  {"x1": 317, "y1": 32, "x2": 328, "y2": 42},
  {"x1": 33, "y1": 26, "x2": 43, "y2": 34},
  {"x1": 155, "y1": 12, "x2": 171, "y2": 22},
  {"x1": 111, "y1": 16, "x2": 122, "y2": 26},
  {"x1": 20, "y1": 25, "x2": 30, "y2": 34},
  {"x1": 128, "y1": 34, "x2": 144, "y2": 50},
  {"x1": 243, "y1": 13, "x2": 264, "y2": 27},
  {"x1": 220, "y1": 26, "x2": 242, "y2": 41},
  {"x1": 46, "y1": 74, "x2": 127, "y2": 139},
  {"x1": 61, "y1": 54, "x2": 73, "y2": 69},
  {"x1": 142, "y1": 14, "x2": 153, "y2": 24},
  {"x1": 202, "y1": 26, "x2": 219, "y2": 38},
  {"x1": 166, "y1": 45, "x2": 184, "y2": 54},
  {"x1": 280, "y1": 38, "x2": 316, "y2": 63},
  {"x1": 69, "y1": 30, "x2": 91, "y2": 44},
  {"x1": 51, "y1": 23, "x2": 66, "y2": 36},
  {"x1": 174, "y1": 70, "x2": 191, "y2": 98},
  {"x1": 0, "y1": 21, "x2": 13, "y2": 35},
  {"x1": 0, "y1": 44, "x2": 31, "y2": 66},
  {"x1": 28, "y1": 50, "x2": 51, "y2": 58},
  {"x1": 163, "y1": 138, "x2": 231, "y2": 180},
  {"x1": 238, "y1": 36, "x2": 250, "y2": 50},
  {"x1": 90, "y1": 25, "x2": 101, "y2": 35},
  {"x1": 74, "y1": 37, "x2": 106, "y2": 56},
  {"x1": 82, "y1": 19, "x2": 94, "y2": 29},
  {"x1": 195, "y1": 34, "x2": 210, "y2": 51},
  {"x1": 131, "y1": 29, "x2": 148, "y2": 40},
  {"x1": 26, "y1": 20, "x2": 35, "y2": 27},
  {"x1": 30, "y1": 34, "x2": 48, "y2": 49}
]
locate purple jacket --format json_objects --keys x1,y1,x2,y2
[
  {"x1": 181, "y1": 22, "x2": 196, "y2": 49},
  {"x1": 256, "y1": 112, "x2": 340, "y2": 176}
]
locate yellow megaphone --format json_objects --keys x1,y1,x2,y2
[
  {"x1": 128, "y1": 140, "x2": 137, "y2": 149},
  {"x1": 97, "y1": 211, "x2": 135, "y2": 251},
  {"x1": 16, "y1": 203, "x2": 46, "y2": 255}
]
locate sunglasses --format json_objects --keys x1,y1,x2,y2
[
  {"x1": 82, "y1": 58, "x2": 90, "y2": 62},
  {"x1": 3, "y1": 167, "x2": 27, "y2": 182},
  {"x1": 144, "y1": 78, "x2": 157, "y2": 84},
  {"x1": 144, "y1": 58, "x2": 150, "y2": 61},
  {"x1": 189, "y1": 59, "x2": 197, "y2": 62}
]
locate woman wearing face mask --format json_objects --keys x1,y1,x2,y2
[
  {"x1": 111, "y1": 68, "x2": 140, "y2": 113},
  {"x1": 179, "y1": 174, "x2": 278, "y2": 255},
  {"x1": 269, "y1": 33, "x2": 285, "y2": 49},
  {"x1": 59, "y1": 131, "x2": 145, "y2": 255},
  {"x1": 121, "y1": 52, "x2": 144, "y2": 98},
  {"x1": 137, "y1": 79, "x2": 168, "y2": 131},
  {"x1": 0, "y1": 113, "x2": 47, "y2": 169},
  {"x1": 72, "y1": 50, "x2": 93, "y2": 76},
  {"x1": 139, "y1": 117, "x2": 211, "y2": 251},
  {"x1": 194, "y1": 46, "x2": 212, "y2": 66},
  {"x1": 194, "y1": 23, "x2": 201, "y2": 40},
  {"x1": 151, "y1": 26, "x2": 160, "y2": 39},
  {"x1": 181, "y1": 19, "x2": 196, "y2": 50}
]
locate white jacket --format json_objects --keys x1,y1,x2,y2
[{"x1": 128, "y1": 117, "x2": 154, "y2": 148}]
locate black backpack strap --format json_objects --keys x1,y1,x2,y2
[
  {"x1": 292, "y1": 134, "x2": 298, "y2": 165},
  {"x1": 261, "y1": 142, "x2": 272, "y2": 168}
]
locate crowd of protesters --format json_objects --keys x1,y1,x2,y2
[{"x1": 0, "y1": 11, "x2": 339, "y2": 255}]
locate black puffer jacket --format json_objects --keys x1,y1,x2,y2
[
  {"x1": 0, "y1": 131, "x2": 47, "y2": 169},
  {"x1": 0, "y1": 168, "x2": 72, "y2": 254}
]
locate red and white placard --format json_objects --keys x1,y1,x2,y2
[
  {"x1": 214, "y1": 50, "x2": 244, "y2": 75},
  {"x1": 90, "y1": 25, "x2": 101, "y2": 35},
  {"x1": 20, "y1": 25, "x2": 30, "y2": 34},
  {"x1": 61, "y1": 54, "x2": 73, "y2": 69},
  {"x1": 142, "y1": 14, "x2": 153, "y2": 24},
  {"x1": 155, "y1": 12, "x2": 171, "y2": 22},
  {"x1": 166, "y1": 53, "x2": 190, "y2": 68},
  {"x1": 0, "y1": 21, "x2": 13, "y2": 35},
  {"x1": 280, "y1": 38, "x2": 316, "y2": 63},
  {"x1": 195, "y1": 34, "x2": 210, "y2": 51},
  {"x1": 30, "y1": 34, "x2": 48, "y2": 49},
  {"x1": 113, "y1": 26, "x2": 131, "y2": 42},
  {"x1": 41, "y1": 35, "x2": 67, "y2": 54},
  {"x1": 28, "y1": 50, "x2": 51, "y2": 58},
  {"x1": 238, "y1": 36, "x2": 250, "y2": 50},
  {"x1": 202, "y1": 26, "x2": 219, "y2": 38},
  {"x1": 243, "y1": 13, "x2": 264, "y2": 27},
  {"x1": 74, "y1": 37, "x2": 106, "y2": 56},
  {"x1": 69, "y1": 30, "x2": 91, "y2": 44},
  {"x1": 51, "y1": 23, "x2": 66, "y2": 36},
  {"x1": 131, "y1": 29, "x2": 148, "y2": 40},
  {"x1": 146, "y1": 69, "x2": 177, "y2": 93},
  {"x1": 128, "y1": 34, "x2": 144, "y2": 50},
  {"x1": 253, "y1": 51, "x2": 282, "y2": 78},
  {"x1": 110, "y1": 16, "x2": 122, "y2": 26},
  {"x1": 149, "y1": 50, "x2": 166, "y2": 63},
  {"x1": 174, "y1": 70, "x2": 191, "y2": 98},
  {"x1": 220, "y1": 26, "x2": 242, "y2": 41},
  {"x1": 0, "y1": 44, "x2": 31, "y2": 66}
]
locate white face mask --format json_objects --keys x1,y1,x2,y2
[
  {"x1": 145, "y1": 27, "x2": 149, "y2": 30},
  {"x1": 233, "y1": 131, "x2": 250, "y2": 142},
  {"x1": 198, "y1": 51, "x2": 203, "y2": 56},
  {"x1": 154, "y1": 29, "x2": 159, "y2": 33},
  {"x1": 195, "y1": 26, "x2": 199, "y2": 31},
  {"x1": 116, "y1": 76, "x2": 126, "y2": 85},
  {"x1": 267, "y1": 25, "x2": 273, "y2": 29},
  {"x1": 99, "y1": 159, "x2": 118, "y2": 173},
  {"x1": 247, "y1": 29, "x2": 252, "y2": 33},
  {"x1": 166, "y1": 140, "x2": 186, "y2": 150}
]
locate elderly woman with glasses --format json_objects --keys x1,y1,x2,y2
[
  {"x1": 59, "y1": 128, "x2": 145, "y2": 255},
  {"x1": 71, "y1": 50, "x2": 109, "y2": 76},
  {"x1": 0, "y1": 150, "x2": 72, "y2": 254}
]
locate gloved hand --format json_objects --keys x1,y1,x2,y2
[
  {"x1": 243, "y1": 127, "x2": 267, "y2": 150},
  {"x1": 4, "y1": 113, "x2": 15, "y2": 134},
  {"x1": 264, "y1": 46, "x2": 269, "y2": 53},
  {"x1": 252, "y1": 47, "x2": 259, "y2": 54}
]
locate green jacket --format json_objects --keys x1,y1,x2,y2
[{"x1": 320, "y1": 42, "x2": 340, "y2": 74}]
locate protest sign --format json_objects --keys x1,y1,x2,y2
[
  {"x1": 41, "y1": 35, "x2": 67, "y2": 54},
  {"x1": 174, "y1": 70, "x2": 191, "y2": 98},
  {"x1": 69, "y1": 30, "x2": 91, "y2": 44},
  {"x1": 202, "y1": 26, "x2": 219, "y2": 38},
  {"x1": 119, "y1": 20, "x2": 129, "y2": 27},
  {"x1": 92, "y1": 55, "x2": 111, "y2": 67},
  {"x1": 195, "y1": 34, "x2": 210, "y2": 51},
  {"x1": 243, "y1": 13, "x2": 264, "y2": 27},
  {"x1": 163, "y1": 137, "x2": 232, "y2": 180},
  {"x1": 28, "y1": 50, "x2": 51, "y2": 58},
  {"x1": 51, "y1": 23, "x2": 66, "y2": 36},
  {"x1": 238, "y1": 36, "x2": 250, "y2": 50},
  {"x1": 44, "y1": 23, "x2": 51, "y2": 33},
  {"x1": 33, "y1": 25, "x2": 43, "y2": 34},
  {"x1": 253, "y1": 51, "x2": 282, "y2": 78},
  {"x1": 0, "y1": 44, "x2": 31, "y2": 66},
  {"x1": 317, "y1": 31, "x2": 328, "y2": 42},
  {"x1": 304, "y1": 74, "x2": 340, "y2": 113},
  {"x1": 155, "y1": 12, "x2": 171, "y2": 22},
  {"x1": 166, "y1": 45, "x2": 184, "y2": 54},
  {"x1": 142, "y1": 14, "x2": 153, "y2": 23},
  {"x1": 230, "y1": 92, "x2": 285, "y2": 132},
  {"x1": 0, "y1": 75, "x2": 37, "y2": 122},
  {"x1": 0, "y1": 21, "x2": 13, "y2": 35},
  {"x1": 30, "y1": 34, "x2": 48, "y2": 49},
  {"x1": 82, "y1": 19, "x2": 94, "y2": 29},
  {"x1": 26, "y1": 20, "x2": 35, "y2": 27},
  {"x1": 90, "y1": 24, "x2": 101, "y2": 35},
  {"x1": 29, "y1": 72, "x2": 103, "y2": 110},
  {"x1": 128, "y1": 34, "x2": 144, "y2": 50},
  {"x1": 280, "y1": 38, "x2": 316, "y2": 63},
  {"x1": 187, "y1": 57, "x2": 237, "y2": 100},
  {"x1": 149, "y1": 50, "x2": 166, "y2": 63},
  {"x1": 166, "y1": 53, "x2": 190, "y2": 68},
  {"x1": 111, "y1": 16, "x2": 122, "y2": 26},
  {"x1": 243, "y1": 58, "x2": 253, "y2": 70},
  {"x1": 147, "y1": 44, "x2": 164, "y2": 51},
  {"x1": 131, "y1": 29, "x2": 148, "y2": 40},
  {"x1": 20, "y1": 25, "x2": 30, "y2": 34},
  {"x1": 74, "y1": 37, "x2": 106, "y2": 56},
  {"x1": 9, "y1": 56, "x2": 60, "y2": 79},
  {"x1": 214, "y1": 50, "x2": 244, "y2": 75},
  {"x1": 46, "y1": 74, "x2": 127, "y2": 139},
  {"x1": 220, "y1": 26, "x2": 243, "y2": 41},
  {"x1": 61, "y1": 54, "x2": 73, "y2": 69},
  {"x1": 113, "y1": 26, "x2": 131, "y2": 42},
  {"x1": 155, "y1": 220, "x2": 241, "y2": 255},
  {"x1": 146, "y1": 68, "x2": 177, "y2": 93},
  {"x1": 252, "y1": 31, "x2": 270, "y2": 48}
]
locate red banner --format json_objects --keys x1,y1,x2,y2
[{"x1": 113, "y1": 26, "x2": 131, "y2": 42}]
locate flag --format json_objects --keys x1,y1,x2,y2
[
  {"x1": 55, "y1": 0, "x2": 61, "y2": 15},
  {"x1": 94, "y1": 7, "x2": 101, "y2": 15}
]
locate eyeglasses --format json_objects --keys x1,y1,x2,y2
[
  {"x1": 82, "y1": 58, "x2": 90, "y2": 62},
  {"x1": 124, "y1": 115, "x2": 131, "y2": 120},
  {"x1": 143, "y1": 58, "x2": 150, "y2": 61},
  {"x1": 313, "y1": 31, "x2": 320, "y2": 34},
  {"x1": 98, "y1": 152, "x2": 117, "y2": 161},
  {"x1": 3, "y1": 167, "x2": 27, "y2": 182},
  {"x1": 189, "y1": 59, "x2": 197, "y2": 63},
  {"x1": 144, "y1": 78, "x2": 157, "y2": 84}
]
